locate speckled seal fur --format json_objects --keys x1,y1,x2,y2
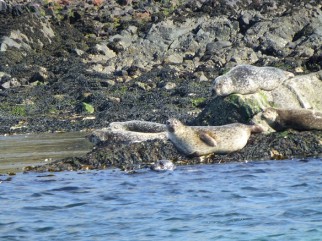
[
  {"x1": 262, "y1": 107, "x2": 322, "y2": 131},
  {"x1": 150, "y1": 159, "x2": 176, "y2": 171},
  {"x1": 213, "y1": 65, "x2": 294, "y2": 96},
  {"x1": 166, "y1": 118, "x2": 263, "y2": 157},
  {"x1": 89, "y1": 120, "x2": 167, "y2": 144}
]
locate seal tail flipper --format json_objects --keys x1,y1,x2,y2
[
  {"x1": 250, "y1": 125, "x2": 264, "y2": 133},
  {"x1": 198, "y1": 130, "x2": 217, "y2": 147}
]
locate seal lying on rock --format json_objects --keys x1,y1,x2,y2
[
  {"x1": 166, "y1": 118, "x2": 263, "y2": 157},
  {"x1": 212, "y1": 65, "x2": 294, "y2": 96},
  {"x1": 89, "y1": 120, "x2": 167, "y2": 144},
  {"x1": 150, "y1": 160, "x2": 176, "y2": 171},
  {"x1": 262, "y1": 107, "x2": 322, "y2": 131}
]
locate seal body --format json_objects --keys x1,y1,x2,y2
[
  {"x1": 262, "y1": 108, "x2": 322, "y2": 131},
  {"x1": 213, "y1": 65, "x2": 294, "y2": 96},
  {"x1": 166, "y1": 118, "x2": 262, "y2": 157},
  {"x1": 89, "y1": 120, "x2": 167, "y2": 144},
  {"x1": 150, "y1": 160, "x2": 175, "y2": 171}
]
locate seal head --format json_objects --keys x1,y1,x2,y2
[
  {"x1": 150, "y1": 160, "x2": 175, "y2": 171},
  {"x1": 166, "y1": 118, "x2": 181, "y2": 133}
]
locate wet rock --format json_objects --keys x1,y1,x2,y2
[
  {"x1": 29, "y1": 130, "x2": 322, "y2": 172},
  {"x1": 0, "y1": 72, "x2": 11, "y2": 82},
  {"x1": 0, "y1": 0, "x2": 8, "y2": 12},
  {"x1": 164, "y1": 53, "x2": 184, "y2": 64},
  {"x1": 31, "y1": 138, "x2": 185, "y2": 172},
  {"x1": 29, "y1": 67, "x2": 49, "y2": 84},
  {"x1": 117, "y1": 0, "x2": 132, "y2": 6},
  {"x1": 194, "y1": 71, "x2": 208, "y2": 82}
]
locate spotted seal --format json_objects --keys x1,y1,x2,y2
[
  {"x1": 262, "y1": 107, "x2": 322, "y2": 131},
  {"x1": 212, "y1": 65, "x2": 294, "y2": 96},
  {"x1": 150, "y1": 160, "x2": 176, "y2": 171},
  {"x1": 89, "y1": 120, "x2": 167, "y2": 144},
  {"x1": 166, "y1": 118, "x2": 263, "y2": 157}
]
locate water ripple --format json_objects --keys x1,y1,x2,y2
[
  {"x1": 64, "y1": 202, "x2": 88, "y2": 208},
  {"x1": 23, "y1": 205, "x2": 64, "y2": 211},
  {"x1": 1, "y1": 158, "x2": 322, "y2": 240}
]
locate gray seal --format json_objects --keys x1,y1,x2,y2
[
  {"x1": 262, "y1": 107, "x2": 322, "y2": 131},
  {"x1": 213, "y1": 65, "x2": 294, "y2": 96},
  {"x1": 166, "y1": 118, "x2": 263, "y2": 157}
]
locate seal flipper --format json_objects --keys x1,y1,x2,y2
[{"x1": 198, "y1": 130, "x2": 217, "y2": 147}]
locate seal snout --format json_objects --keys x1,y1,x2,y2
[{"x1": 166, "y1": 118, "x2": 180, "y2": 133}]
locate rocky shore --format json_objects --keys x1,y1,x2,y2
[{"x1": 1, "y1": 0, "x2": 322, "y2": 172}]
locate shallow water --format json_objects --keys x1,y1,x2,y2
[
  {"x1": 1, "y1": 158, "x2": 322, "y2": 240},
  {"x1": 0, "y1": 132, "x2": 93, "y2": 174}
]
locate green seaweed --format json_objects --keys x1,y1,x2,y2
[
  {"x1": 191, "y1": 97, "x2": 207, "y2": 107},
  {"x1": 82, "y1": 102, "x2": 95, "y2": 114},
  {"x1": 0, "y1": 103, "x2": 27, "y2": 117},
  {"x1": 11, "y1": 105, "x2": 27, "y2": 117},
  {"x1": 225, "y1": 94, "x2": 266, "y2": 121}
]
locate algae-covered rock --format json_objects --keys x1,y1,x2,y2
[
  {"x1": 197, "y1": 66, "x2": 322, "y2": 127},
  {"x1": 30, "y1": 139, "x2": 186, "y2": 172},
  {"x1": 193, "y1": 91, "x2": 271, "y2": 126},
  {"x1": 28, "y1": 130, "x2": 322, "y2": 172}
]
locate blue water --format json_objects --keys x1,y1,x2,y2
[{"x1": 1, "y1": 159, "x2": 322, "y2": 241}]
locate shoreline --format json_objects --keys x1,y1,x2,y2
[{"x1": 0, "y1": 1, "x2": 322, "y2": 173}]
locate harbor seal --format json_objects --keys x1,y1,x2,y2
[
  {"x1": 212, "y1": 65, "x2": 294, "y2": 96},
  {"x1": 166, "y1": 118, "x2": 263, "y2": 157},
  {"x1": 262, "y1": 107, "x2": 322, "y2": 131},
  {"x1": 150, "y1": 160, "x2": 176, "y2": 172},
  {"x1": 88, "y1": 120, "x2": 167, "y2": 144}
]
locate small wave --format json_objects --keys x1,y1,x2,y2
[
  {"x1": 50, "y1": 186, "x2": 81, "y2": 192},
  {"x1": 23, "y1": 205, "x2": 63, "y2": 211},
  {"x1": 64, "y1": 202, "x2": 88, "y2": 208},
  {"x1": 35, "y1": 226, "x2": 55, "y2": 232},
  {"x1": 290, "y1": 183, "x2": 309, "y2": 188}
]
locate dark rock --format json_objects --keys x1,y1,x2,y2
[
  {"x1": 11, "y1": 4, "x2": 24, "y2": 16},
  {"x1": 0, "y1": 0, "x2": 7, "y2": 12},
  {"x1": 117, "y1": 0, "x2": 132, "y2": 6},
  {"x1": 31, "y1": 138, "x2": 185, "y2": 172},
  {"x1": 29, "y1": 67, "x2": 48, "y2": 83}
]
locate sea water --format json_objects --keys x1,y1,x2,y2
[{"x1": 1, "y1": 158, "x2": 322, "y2": 241}]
